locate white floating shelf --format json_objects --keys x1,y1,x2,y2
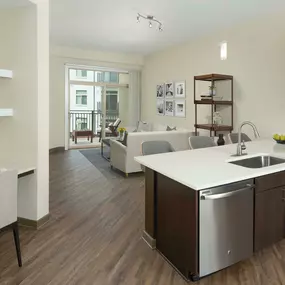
[
  {"x1": 0, "y1": 109, "x2": 13, "y2": 117},
  {"x1": 0, "y1": 69, "x2": 13, "y2": 79}
]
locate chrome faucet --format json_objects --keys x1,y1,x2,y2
[{"x1": 236, "y1": 121, "x2": 260, "y2": 156}]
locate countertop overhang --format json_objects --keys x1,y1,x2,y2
[{"x1": 135, "y1": 139, "x2": 285, "y2": 190}]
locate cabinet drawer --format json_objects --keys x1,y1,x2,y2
[{"x1": 255, "y1": 171, "x2": 285, "y2": 193}]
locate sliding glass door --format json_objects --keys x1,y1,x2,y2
[{"x1": 67, "y1": 67, "x2": 129, "y2": 148}]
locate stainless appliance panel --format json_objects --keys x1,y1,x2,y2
[{"x1": 199, "y1": 180, "x2": 254, "y2": 277}]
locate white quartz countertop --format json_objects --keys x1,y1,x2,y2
[{"x1": 135, "y1": 139, "x2": 285, "y2": 190}]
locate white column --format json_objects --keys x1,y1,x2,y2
[
  {"x1": 36, "y1": 0, "x2": 49, "y2": 219},
  {"x1": 29, "y1": 0, "x2": 50, "y2": 219}
]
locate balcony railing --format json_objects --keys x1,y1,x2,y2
[{"x1": 69, "y1": 110, "x2": 119, "y2": 136}]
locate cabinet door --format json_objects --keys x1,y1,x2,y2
[{"x1": 255, "y1": 187, "x2": 285, "y2": 251}]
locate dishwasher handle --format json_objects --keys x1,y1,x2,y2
[{"x1": 201, "y1": 184, "x2": 254, "y2": 200}]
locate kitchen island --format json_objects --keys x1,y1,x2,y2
[{"x1": 135, "y1": 139, "x2": 285, "y2": 281}]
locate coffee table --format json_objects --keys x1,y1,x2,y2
[{"x1": 72, "y1": 130, "x2": 93, "y2": 144}]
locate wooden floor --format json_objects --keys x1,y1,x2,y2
[{"x1": 1, "y1": 150, "x2": 285, "y2": 285}]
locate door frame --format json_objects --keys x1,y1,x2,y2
[{"x1": 64, "y1": 65, "x2": 129, "y2": 150}]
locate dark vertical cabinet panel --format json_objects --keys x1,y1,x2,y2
[
  {"x1": 156, "y1": 173, "x2": 198, "y2": 279},
  {"x1": 145, "y1": 168, "x2": 156, "y2": 238},
  {"x1": 255, "y1": 186, "x2": 285, "y2": 251}
]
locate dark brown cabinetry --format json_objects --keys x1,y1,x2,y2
[{"x1": 254, "y1": 173, "x2": 285, "y2": 251}]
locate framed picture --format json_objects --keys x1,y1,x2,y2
[
  {"x1": 175, "y1": 100, "x2": 186, "y2": 117},
  {"x1": 175, "y1": 81, "x2": 186, "y2": 98},
  {"x1": 156, "y1": 83, "x2": 165, "y2": 98},
  {"x1": 165, "y1": 100, "x2": 174, "y2": 116},
  {"x1": 156, "y1": 99, "x2": 165, "y2": 116},
  {"x1": 165, "y1": 82, "x2": 174, "y2": 98}
]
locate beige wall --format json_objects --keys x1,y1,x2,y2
[
  {"x1": 50, "y1": 46, "x2": 143, "y2": 149},
  {"x1": 0, "y1": 6, "x2": 37, "y2": 167},
  {"x1": 0, "y1": 5, "x2": 39, "y2": 220},
  {"x1": 142, "y1": 13, "x2": 285, "y2": 137},
  {"x1": 0, "y1": 3, "x2": 49, "y2": 221}
]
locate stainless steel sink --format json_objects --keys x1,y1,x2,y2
[{"x1": 229, "y1": 155, "x2": 285, "y2": 169}]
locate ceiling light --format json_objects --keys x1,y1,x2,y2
[{"x1": 136, "y1": 13, "x2": 163, "y2": 31}]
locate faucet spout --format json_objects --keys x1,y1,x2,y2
[{"x1": 236, "y1": 121, "x2": 260, "y2": 156}]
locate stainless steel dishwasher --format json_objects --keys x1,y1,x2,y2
[{"x1": 199, "y1": 179, "x2": 254, "y2": 277}]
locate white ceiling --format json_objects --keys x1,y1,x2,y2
[
  {"x1": 49, "y1": 0, "x2": 285, "y2": 55},
  {"x1": 0, "y1": 0, "x2": 31, "y2": 8}
]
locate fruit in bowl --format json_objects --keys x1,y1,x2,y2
[{"x1": 273, "y1": 134, "x2": 285, "y2": 144}]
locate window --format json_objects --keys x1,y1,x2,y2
[
  {"x1": 109, "y1": 72, "x2": 119, "y2": 83},
  {"x1": 76, "y1": 118, "x2": 87, "y2": 130},
  {"x1": 76, "y1": 90, "x2": 87, "y2": 105},
  {"x1": 106, "y1": 90, "x2": 118, "y2": 112},
  {"x1": 96, "y1": 72, "x2": 119, "y2": 83},
  {"x1": 76, "y1": 70, "x2": 87, "y2": 78}
]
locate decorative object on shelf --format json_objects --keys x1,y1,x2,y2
[
  {"x1": 175, "y1": 81, "x2": 186, "y2": 98},
  {"x1": 118, "y1": 127, "x2": 126, "y2": 140},
  {"x1": 156, "y1": 83, "x2": 165, "y2": 98},
  {"x1": 209, "y1": 82, "x2": 216, "y2": 96},
  {"x1": 194, "y1": 74, "x2": 233, "y2": 136},
  {"x1": 213, "y1": 112, "x2": 223, "y2": 125},
  {"x1": 165, "y1": 82, "x2": 174, "y2": 98},
  {"x1": 137, "y1": 13, "x2": 163, "y2": 31},
  {"x1": 156, "y1": 99, "x2": 164, "y2": 116},
  {"x1": 217, "y1": 134, "x2": 225, "y2": 146},
  {"x1": 165, "y1": 100, "x2": 174, "y2": 116},
  {"x1": 175, "y1": 100, "x2": 186, "y2": 118},
  {"x1": 273, "y1": 134, "x2": 285, "y2": 144}
]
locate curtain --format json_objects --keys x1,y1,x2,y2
[{"x1": 128, "y1": 70, "x2": 141, "y2": 126}]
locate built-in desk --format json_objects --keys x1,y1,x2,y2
[{"x1": 18, "y1": 168, "x2": 36, "y2": 178}]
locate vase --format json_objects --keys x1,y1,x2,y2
[
  {"x1": 217, "y1": 134, "x2": 225, "y2": 146},
  {"x1": 119, "y1": 132, "x2": 124, "y2": 140}
]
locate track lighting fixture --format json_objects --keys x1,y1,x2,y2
[{"x1": 136, "y1": 13, "x2": 163, "y2": 31}]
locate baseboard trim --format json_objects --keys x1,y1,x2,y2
[
  {"x1": 49, "y1": 147, "x2": 65, "y2": 154},
  {"x1": 18, "y1": 214, "x2": 50, "y2": 229},
  {"x1": 142, "y1": 230, "x2": 156, "y2": 249}
]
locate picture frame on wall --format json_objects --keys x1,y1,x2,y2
[
  {"x1": 156, "y1": 99, "x2": 165, "y2": 116},
  {"x1": 165, "y1": 100, "x2": 174, "y2": 116},
  {"x1": 156, "y1": 83, "x2": 165, "y2": 98},
  {"x1": 165, "y1": 82, "x2": 174, "y2": 98},
  {"x1": 175, "y1": 100, "x2": 186, "y2": 117},
  {"x1": 175, "y1": 81, "x2": 186, "y2": 98}
]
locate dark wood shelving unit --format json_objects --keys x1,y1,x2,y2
[
  {"x1": 194, "y1": 124, "x2": 233, "y2": 132},
  {"x1": 194, "y1": 74, "x2": 233, "y2": 136},
  {"x1": 194, "y1": 100, "x2": 233, "y2": 106}
]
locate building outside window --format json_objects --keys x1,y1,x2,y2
[
  {"x1": 106, "y1": 90, "x2": 119, "y2": 112},
  {"x1": 96, "y1": 72, "x2": 119, "y2": 83},
  {"x1": 76, "y1": 90, "x2": 87, "y2": 105},
  {"x1": 76, "y1": 69, "x2": 87, "y2": 78}
]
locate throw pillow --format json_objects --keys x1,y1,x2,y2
[{"x1": 166, "y1": 125, "x2": 177, "y2": 131}]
